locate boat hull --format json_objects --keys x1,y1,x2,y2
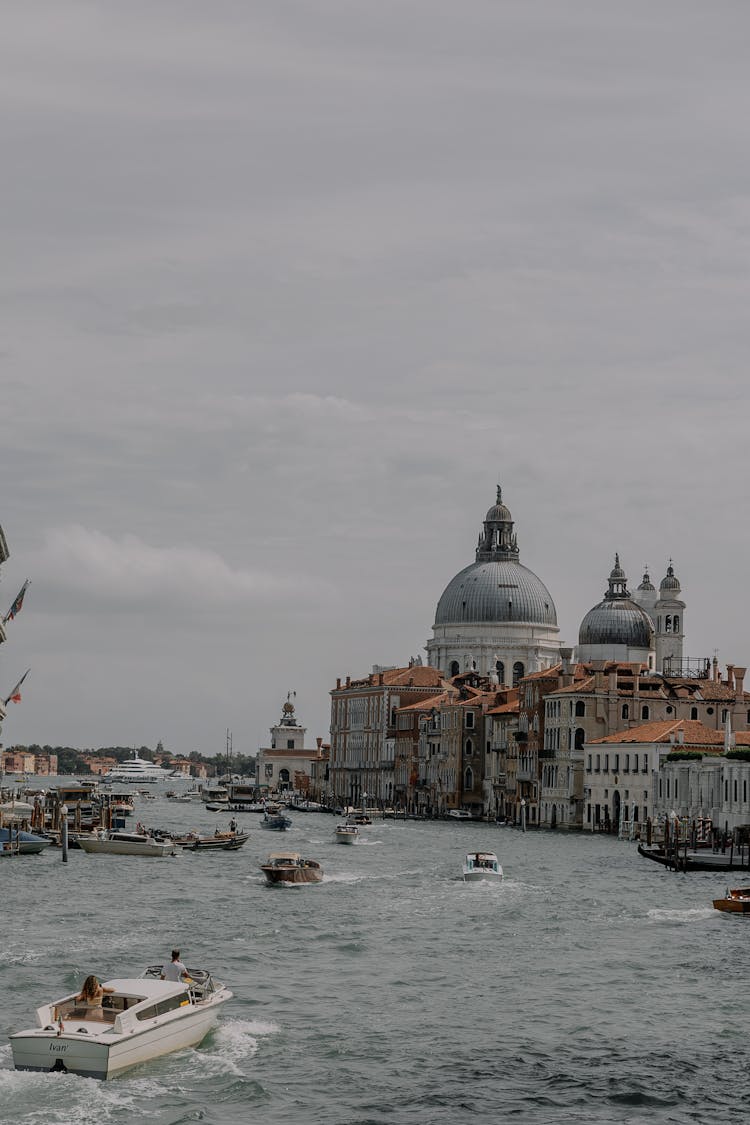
[
  {"x1": 10, "y1": 1003, "x2": 223, "y2": 1079},
  {"x1": 78, "y1": 838, "x2": 176, "y2": 857},
  {"x1": 261, "y1": 868, "x2": 322, "y2": 884}
]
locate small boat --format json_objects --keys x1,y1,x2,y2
[
  {"x1": 346, "y1": 813, "x2": 372, "y2": 827},
  {"x1": 10, "y1": 966, "x2": 232, "y2": 1079},
  {"x1": 176, "y1": 831, "x2": 250, "y2": 851},
  {"x1": 261, "y1": 812, "x2": 292, "y2": 831},
  {"x1": 713, "y1": 887, "x2": 750, "y2": 914},
  {"x1": 462, "y1": 851, "x2": 503, "y2": 882},
  {"x1": 448, "y1": 809, "x2": 473, "y2": 820},
  {"x1": 0, "y1": 827, "x2": 52, "y2": 855},
  {"x1": 260, "y1": 851, "x2": 323, "y2": 885},
  {"x1": 77, "y1": 830, "x2": 178, "y2": 857},
  {"x1": 334, "y1": 823, "x2": 359, "y2": 844}
]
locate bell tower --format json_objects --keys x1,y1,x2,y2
[{"x1": 655, "y1": 561, "x2": 685, "y2": 674}]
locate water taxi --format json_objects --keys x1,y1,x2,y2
[
  {"x1": 713, "y1": 887, "x2": 750, "y2": 914},
  {"x1": 334, "y1": 823, "x2": 359, "y2": 844},
  {"x1": 462, "y1": 851, "x2": 503, "y2": 882},
  {"x1": 10, "y1": 966, "x2": 231, "y2": 1079},
  {"x1": 260, "y1": 851, "x2": 323, "y2": 885}
]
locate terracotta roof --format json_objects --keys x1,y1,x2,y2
[
  {"x1": 589, "y1": 719, "x2": 746, "y2": 747},
  {"x1": 381, "y1": 666, "x2": 446, "y2": 688},
  {"x1": 521, "y1": 664, "x2": 563, "y2": 682},
  {"x1": 397, "y1": 691, "x2": 453, "y2": 713},
  {"x1": 488, "y1": 699, "x2": 521, "y2": 716}
]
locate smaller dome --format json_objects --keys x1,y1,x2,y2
[
  {"x1": 579, "y1": 600, "x2": 653, "y2": 649},
  {"x1": 485, "y1": 485, "x2": 512, "y2": 524},
  {"x1": 637, "y1": 570, "x2": 655, "y2": 592},
  {"x1": 660, "y1": 562, "x2": 681, "y2": 592},
  {"x1": 609, "y1": 553, "x2": 625, "y2": 581}
]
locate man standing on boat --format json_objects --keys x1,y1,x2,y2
[{"x1": 161, "y1": 950, "x2": 189, "y2": 982}]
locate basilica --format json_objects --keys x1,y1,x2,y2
[
  {"x1": 425, "y1": 486, "x2": 685, "y2": 679},
  {"x1": 328, "y1": 485, "x2": 750, "y2": 833}
]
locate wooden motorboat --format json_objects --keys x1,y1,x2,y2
[
  {"x1": 713, "y1": 887, "x2": 750, "y2": 914},
  {"x1": 346, "y1": 813, "x2": 372, "y2": 827},
  {"x1": 260, "y1": 851, "x2": 323, "y2": 885},
  {"x1": 462, "y1": 851, "x2": 503, "y2": 882},
  {"x1": 10, "y1": 966, "x2": 231, "y2": 1079},
  {"x1": 176, "y1": 831, "x2": 249, "y2": 851},
  {"x1": 334, "y1": 823, "x2": 359, "y2": 844}
]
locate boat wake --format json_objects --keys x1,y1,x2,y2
[
  {"x1": 646, "y1": 906, "x2": 715, "y2": 923},
  {"x1": 191, "y1": 1018, "x2": 277, "y2": 1077}
]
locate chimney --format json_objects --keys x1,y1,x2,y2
[
  {"x1": 346, "y1": 676, "x2": 351, "y2": 688},
  {"x1": 336, "y1": 678, "x2": 341, "y2": 690},
  {"x1": 713, "y1": 656, "x2": 720, "y2": 683},
  {"x1": 678, "y1": 728, "x2": 684, "y2": 745},
  {"x1": 608, "y1": 670, "x2": 618, "y2": 696},
  {"x1": 560, "y1": 647, "x2": 573, "y2": 687},
  {"x1": 591, "y1": 660, "x2": 606, "y2": 693},
  {"x1": 734, "y1": 667, "x2": 746, "y2": 701},
  {"x1": 727, "y1": 663, "x2": 735, "y2": 689},
  {"x1": 316, "y1": 737, "x2": 323, "y2": 751}
]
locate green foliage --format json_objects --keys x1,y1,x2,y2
[
  {"x1": 726, "y1": 748, "x2": 750, "y2": 762},
  {"x1": 665, "y1": 750, "x2": 704, "y2": 761}
]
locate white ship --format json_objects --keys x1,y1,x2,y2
[{"x1": 103, "y1": 752, "x2": 170, "y2": 785}]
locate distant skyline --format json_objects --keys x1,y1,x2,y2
[{"x1": 2, "y1": 2, "x2": 749, "y2": 756}]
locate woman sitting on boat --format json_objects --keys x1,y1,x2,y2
[{"x1": 75, "y1": 975, "x2": 114, "y2": 1013}]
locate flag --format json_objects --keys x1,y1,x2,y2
[
  {"x1": 3, "y1": 579, "x2": 30, "y2": 624},
  {"x1": 4, "y1": 668, "x2": 30, "y2": 706}
]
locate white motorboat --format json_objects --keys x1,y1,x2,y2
[
  {"x1": 77, "y1": 830, "x2": 178, "y2": 857},
  {"x1": 103, "y1": 752, "x2": 170, "y2": 785},
  {"x1": 10, "y1": 966, "x2": 232, "y2": 1079},
  {"x1": 447, "y1": 809, "x2": 473, "y2": 820},
  {"x1": 334, "y1": 823, "x2": 359, "y2": 844},
  {"x1": 462, "y1": 851, "x2": 503, "y2": 881}
]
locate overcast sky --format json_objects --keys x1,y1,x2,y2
[{"x1": 1, "y1": 1, "x2": 749, "y2": 758}]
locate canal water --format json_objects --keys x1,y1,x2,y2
[{"x1": 1, "y1": 786, "x2": 748, "y2": 1124}]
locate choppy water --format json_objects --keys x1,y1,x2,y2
[{"x1": 1, "y1": 785, "x2": 748, "y2": 1125}]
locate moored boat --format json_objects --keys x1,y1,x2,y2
[
  {"x1": 462, "y1": 851, "x2": 503, "y2": 882},
  {"x1": 77, "y1": 830, "x2": 178, "y2": 857},
  {"x1": 10, "y1": 966, "x2": 231, "y2": 1079},
  {"x1": 0, "y1": 826, "x2": 51, "y2": 855},
  {"x1": 713, "y1": 887, "x2": 750, "y2": 914},
  {"x1": 260, "y1": 851, "x2": 323, "y2": 885},
  {"x1": 334, "y1": 823, "x2": 359, "y2": 844}
]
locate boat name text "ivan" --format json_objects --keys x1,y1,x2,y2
[{"x1": 49, "y1": 1043, "x2": 68, "y2": 1052}]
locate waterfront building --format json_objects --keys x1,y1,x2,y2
[
  {"x1": 257, "y1": 696, "x2": 328, "y2": 796},
  {"x1": 587, "y1": 719, "x2": 750, "y2": 832},
  {"x1": 485, "y1": 692, "x2": 520, "y2": 821},
  {"x1": 329, "y1": 664, "x2": 447, "y2": 809},
  {"x1": 425, "y1": 488, "x2": 561, "y2": 684}
]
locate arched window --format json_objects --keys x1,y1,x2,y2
[
  {"x1": 665, "y1": 615, "x2": 672, "y2": 633},
  {"x1": 279, "y1": 768, "x2": 290, "y2": 784},
  {"x1": 622, "y1": 703, "x2": 629, "y2": 719},
  {"x1": 465, "y1": 739, "x2": 473, "y2": 756},
  {"x1": 464, "y1": 767, "x2": 474, "y2": 790},
  {"x1": 641, "y1": 705, "x2": 649, "y2": 720},
  {"x1": 512, "y1": 661, "x2": 525, "y2": 687},
  {"x1": 574, "y1": 728, "x2": 585, "y2": 751},
  {"x1": 673, "y1": 615, "x2": 679, "y2": 633},
  {"x1": 496, "y1": 660, "x2": 505, "y2": 683},
  {"x1": 450, "y1": 661, "x2": 460, "y2": 677},
  {"x1": 575, "y1": 701, "x2": 585, "y2": 717}
]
